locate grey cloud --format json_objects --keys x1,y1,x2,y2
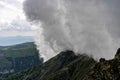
[
  {"x1": 24, "y1": 0, "x2": 120, "y2": 61},
  {"x1": 0, "y1": 19, "x2": 32, "y2": 31}
]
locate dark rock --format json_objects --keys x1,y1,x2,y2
[
  {"x1": 99, "y1": 58, "x2": 105, "y2": 62},
  {"x1": 116, "y1": 48, "x2": 120, "y2": 55},
  {"x1": 115, "y1": 48, "x2": 120, "y2": 60},
  {"x1": 84, "y1": 48, "x2": 120, "y2": 80}
]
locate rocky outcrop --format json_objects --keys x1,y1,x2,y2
[{"x1": 84, "y1": 48, "x2": 120, "y2": 80}]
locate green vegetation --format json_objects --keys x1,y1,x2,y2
[
  {"x1": 0, "y1": 42, "x2": 36, "y2": 57},
  {"x1": 2, "y1": 48, "x2": 38, "y2": 58},
  {"x1": 2, "y1": 50, "x2": 96, "y2": 80},
  {"x1": 0, "y1": 57, "x2": 12, "y2": 70},
  {"x1": 0, "y1": 42, "x2": 35, "y2": 50},
  {"x1": 0, "y1": 42, "x2": 42, "y2": 78}
]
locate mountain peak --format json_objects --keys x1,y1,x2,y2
[
  {"x1": 58, "y1": 50, "x2": 76, "y2": 59},
  {"x1": 115, "y1": 48, "x2": 120, "y2": 60}
]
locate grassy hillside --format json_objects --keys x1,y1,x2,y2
[
  {"x1": 0, "y1": 42, "x2": 35, "y2": 50},
  {"x1": 2, "y1": 50, "x2": 96, "y2": 80},
  {"x1": 2, "y1": 47, "x2": 38, "y2": 58},
  {"x1": 0, "y1": 42, "x2": 42, "y2": 78},
  {"x1": 0, "y1": 42, "x2": 36, "y2": 57}
]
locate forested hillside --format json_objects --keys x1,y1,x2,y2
[{"x1": 0, "y1": 42, "x2": 43, "y2": 78}]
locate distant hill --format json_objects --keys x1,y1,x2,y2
[
  {"x1": 3, "y1": 50, "x2": 96, "y2": 80},
  {"x1": 0, "y1": 36, "x2": 33, "y2": 46},
  {"x1": 0, "y1": 42, "x2": 35, "y2": 50},
  {"x1": 0, "y1": 42, "x2": 43, "y2": 78}
]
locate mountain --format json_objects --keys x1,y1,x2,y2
[
  {"x1": 0, "y1": 47, "x2": 119, "y2": 80},
  {"x1": 84, "y1": 48, "x2": 120, "y2": 80},
  {"x1": 3, "y1": 50, "x2": 96, "y2": 80},
  {"x1": 0, "y1": 42, "x2": 43, "y2": 78},
  {"x1": 0, "y1": 36, "x2": 33, "y2": 46}
]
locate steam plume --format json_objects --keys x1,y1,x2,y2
[{"x1": 24, "y1": 0, "x2": 120, "y2": 61}]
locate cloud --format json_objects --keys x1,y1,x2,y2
[
  {"x1": 0, "y1": 30, "x2": 36, "y2": 37},
  {"x1": 0, "y1": 0, "x2": 23, "y2": 23},
  {"x1": 17, "y1": 0, "x2": 25, "y2": 3},
  {"x1": 24, "y1": 0, "x2": 120, "y2": 61},
  {"x1": 0, "y1": 20, "x2": 30, "y2": 31},
  {"x1": 0, "y1": 0, "x2": 36, "y2": 37}
]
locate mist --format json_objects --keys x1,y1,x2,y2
[{"x1": 24, "y1": 0, "x2": 120, "y2": 61}]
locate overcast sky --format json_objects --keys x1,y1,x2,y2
[{"x1": 0, "y1": 0, "x2": 38, "y2": 37}]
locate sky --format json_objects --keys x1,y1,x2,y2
[
  {"x1": 0, "y1": 0, "x2": 38, "y2": 37},
  {"x1": 0, "y1": 36, "x2": 33, "y2": 46}
]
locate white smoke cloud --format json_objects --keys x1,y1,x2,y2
[{"x1": 24, "y1": 0, "x2": 120, "y2": 61}]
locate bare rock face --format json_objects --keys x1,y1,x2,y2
[
  {"x1": 84, "y1": 48, "x2": 120, "y2": 80},
  {"x1": 115, "y1": 48, "x2": 120, "y2": 60}
]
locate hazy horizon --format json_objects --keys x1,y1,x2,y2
[{"x1": 0, "y1": 36, "x2": 33, "y2": 46}]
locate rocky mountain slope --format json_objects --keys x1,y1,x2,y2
[
  {"x1": 3, "y1": 50, "x2": 96, "y2": 80},
  {"x1": 2, "y1": 48, "x2": 120, "y2": 80},
  {"x1": 0, "y1": 42, "x2": 43, "y2": 78},
  {"x1": 84, "y1": 48, "x2": 120, "y2": 80}
]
